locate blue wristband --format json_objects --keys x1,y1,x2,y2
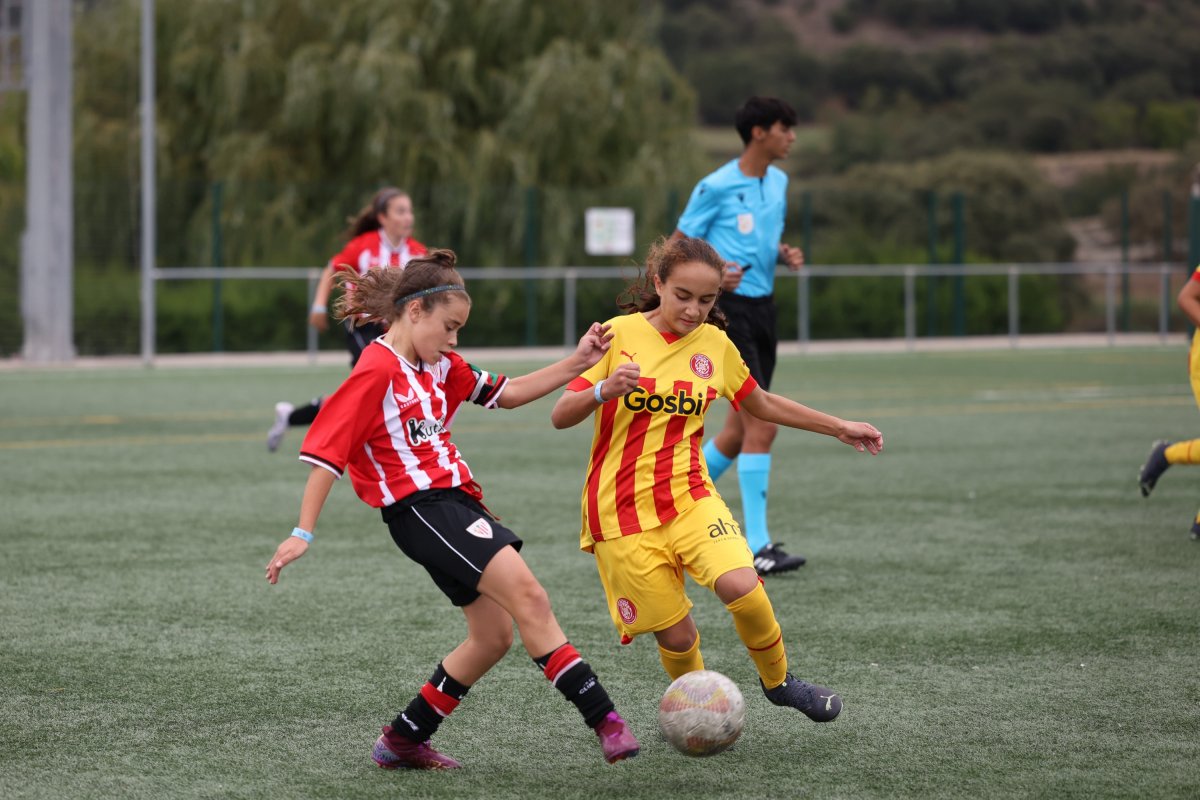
[
  {"x1": 290, "y1": 526, "x2": 313, "y2": 543},
  {"x1": 594, "y1": 379, "x2": 606, "y2": 404}
]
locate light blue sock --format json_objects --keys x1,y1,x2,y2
[
  {"x1": 702, "y1": 439, "x2": 734, "y2": 482},
  {"x1": 738, "y1": 454, "x2": 771, "y2": 555}
]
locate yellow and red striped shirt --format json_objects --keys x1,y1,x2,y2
[{"x1": 567, "y1": 313, "x2": 757, "y2": 548}]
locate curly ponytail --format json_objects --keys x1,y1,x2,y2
[{"x1": 335, "y1": 249, "x2": 468, "y2": 326}]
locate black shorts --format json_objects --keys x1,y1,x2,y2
[
  {"x1": 717, "y1": 293, "x2": 778, "y2": 390},
  {"x1": 346, "y1": 320, "x2": 386, "y2": 367},
  {"x1": 381, "y1": 488, "x2": 523, "y2": 607}
]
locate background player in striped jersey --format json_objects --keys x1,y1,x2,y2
[
  {"x1": 550, "y1": 235, "x2": 882, "y2": 723},
  {"x1": 267, "y1": 187, "x2": 428, "y2": 452},
  {"x1": 1138, "y1": 265, "x2": 1200, "y2": 540},
  {"x1": 264, "y1": 249, "x2": 640, "y2": 769}
]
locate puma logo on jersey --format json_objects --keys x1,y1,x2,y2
[
  {"x1": 623, "y1": 386, "x2": 708, "y2": 416},
  {"x1": 619, "y1": 350, "x2": 637, "y2": 362}
]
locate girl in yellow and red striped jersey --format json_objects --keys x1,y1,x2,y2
[
  {"x1": 1138, "y1": 265, "x2": 1200, "y2": 539},
  {"x1": 551, "y1": 235, "x2": 883, "y2": 724}
]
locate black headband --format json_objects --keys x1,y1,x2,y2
[{"x1": 394, "y1": 284, "x2": 465, "y2": 308}]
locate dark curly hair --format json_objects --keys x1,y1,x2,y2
[
  {"x1": 616, "y1": 235, "x2": 728, "y2": 330},
  {"x1": 335, "y1": 248, "x2": 468, "y2": 326}
]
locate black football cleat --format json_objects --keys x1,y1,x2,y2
[
  {"x1": 761, "y1": 673, "x2": 842, "y2": 722},
  {"x1": 1138, "y1": 440, "x2": 1171, "y2": 498}
]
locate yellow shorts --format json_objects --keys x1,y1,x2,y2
[
  {"x1": 1190, "y1": 330, "x2": 1200, "y2": 409},
  {"x1": 591, "y1": 495, "x2": 755, "y2": 641}
]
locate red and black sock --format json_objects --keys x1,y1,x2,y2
[
  {"x1": 533, "y1": 643, "x2": 614, "y2": 728},
  {"x1": 390, "y1": 662, "x2": 470, "y2": 743}
]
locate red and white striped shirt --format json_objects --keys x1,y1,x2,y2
[
  {"x1": 299, "y1": 340, "x2": 509, "y2": 507},
  {"x1": 330, "y1": 230, "x2": 428, "y2": 275}
]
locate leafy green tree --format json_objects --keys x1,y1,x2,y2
[{"x1": 73, "y1": 0, "x2": 701, "y2": 272}]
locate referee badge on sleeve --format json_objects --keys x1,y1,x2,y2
[{"x1": 466, "y1": 518, "x2": 494, "y2": 539}]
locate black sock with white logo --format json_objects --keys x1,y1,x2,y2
[
  {"x1": 390, "y1": 662, "x2": 470, "y2": 743},
  {"x1": 533, "y1": 643, "x2": 614, "y2": 728}
]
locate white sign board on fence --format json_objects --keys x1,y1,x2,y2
[{"x1": 585, "y1": 207, "x2": 635, "y2": 256}]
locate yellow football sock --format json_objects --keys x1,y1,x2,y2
[
  {"x1": 725, "y1": 582, "x2": 787, "y2": 689},
  {"x1": 657, "y1": 634, "x2": 704, "y2": 680},
  {"x1": 1165, "y1": 440, "x2": 1200, "y2": 464}
]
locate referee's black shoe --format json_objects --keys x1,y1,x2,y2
[{"x1": 753, "y1": 543, "x2": 805, "y2": 576}]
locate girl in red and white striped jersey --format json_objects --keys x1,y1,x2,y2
[
  {"x1": 264, "y1": 249, "x2": 640, "y2": 770},
  {"x1": 268, "y1": 187, "x2": 428, "y2": 452}
]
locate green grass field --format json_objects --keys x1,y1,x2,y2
[{"x1": 3, "y1": 346, "x2": 1199, "y2": 799}]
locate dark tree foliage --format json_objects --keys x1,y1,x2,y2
[{"x1": 71, "y1": 0, "x2": 702, "y2": 270}]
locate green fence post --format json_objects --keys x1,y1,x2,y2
[
  {"x1": 1163, "y1": 190, "x2": 1173, "y2": 262},
  {"x1": 1162, "y1": 191, "x2": 1174, "y2": 339},
  {"x1": 211, "y1": 181, "x2": 224, "y2": 352},
  {"x1": 952, "y1": 191, "x2": 965, "y2": 336},
  {"x1": 801, "y1": 190, "x2": 813, "y2": 262},
  {"x1": 926, "y1": 190, "x2": 939, "y2": 337},
  {"x1": 1120, "y1": 189, "x2": 1130, "y2": 333},
  {"x1": 523, "y1": 187, "x2": 539, "y2": 347}
]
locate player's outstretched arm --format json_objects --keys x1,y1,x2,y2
[
  {"x1": 741, "y1": 388, "x2": 883, "y2": 454},
  {"x1": 498, "y1": 323, "x2": 613, "y2": 409},
  {"x1": 551, "y1": 362, "x2": 641, "y2": 429},
  {"x1": 1178, "y1": 278, "x2": 1200, "y2": 328},
  {"x1": 308, "y1": 264, "x2": 338, "y2": 332},
  {"x1": 266, "y1": 466, "x2": 337, "y2": 584}
]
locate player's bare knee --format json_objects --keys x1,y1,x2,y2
[
  {"x1": 654, "y1": 616, "x2": 699, "y2": 652},
  {"x1": 656, "y1": 628, "x2": 697, "y2": 653},
  {"x1": 714, "y1": 568, "x2": 760, "y2": 604},
  {"x1": 510, "y1": 577, "x2": 553, "y2": 624}
]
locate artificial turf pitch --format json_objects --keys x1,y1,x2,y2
[{"x1": 2, "y1": 345, "x2": 1198, "y2": 799}]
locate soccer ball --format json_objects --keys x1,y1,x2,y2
[{"x1": 657, "y1": 669, "x2": 745, "y2": 757}]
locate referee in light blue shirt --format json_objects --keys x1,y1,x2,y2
[{"x1": 672, "y1": 96, "x2": 807, "y2": 576}]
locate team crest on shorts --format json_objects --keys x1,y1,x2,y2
[
  {"x1": 690, "y1": 353, "x2": 714, "y2": 380},
  {"x1": 616, "y1": 597, "x2": 637, "y2": 624},
  {"x1": 466, "y1": 518, "x2": 493, "y2": 539}
]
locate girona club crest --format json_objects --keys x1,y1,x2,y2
[
  {"x1": 690, "y1": 353, "x2": 714, "y2": 380},
  {"x1": 616, "y1": 597, "x2": 637, "y2": 624}
]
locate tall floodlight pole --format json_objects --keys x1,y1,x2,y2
[
  {"x1": 22, "y1": 0, "x2": 74, "y2": 362},
  {"x1": 140, "y1": 0, "x2": 156, "y2": 365}
]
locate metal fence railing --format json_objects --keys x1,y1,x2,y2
[{"x1": 141, "y1": 261, "x2": 1188, "y2": 364}]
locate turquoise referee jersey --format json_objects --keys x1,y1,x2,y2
[{"x1": 676, "y1": 159, "x2": 788, "y2": 298}]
